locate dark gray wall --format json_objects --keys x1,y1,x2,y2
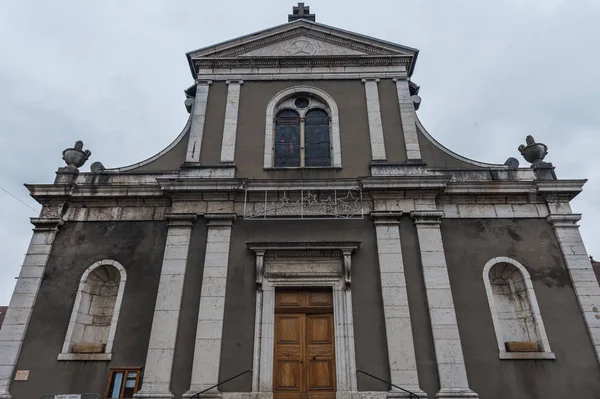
[
  {"x1": 135, "y1": 131, "x2": 191, "y2": 173},
  {"x1": 220, "y1": 218, "x2": 390, "y2": 392},
  {"x1": 442, "y1": 218, "x2": 600, "y2": 399},
  {"x1": 379, "y1": 79, "x2": 407, "y2": 164},
  {"x1": 200, "y1": 82, "x2": 228, "y2": 166},
  {"x1": 234, "y1": 80, "x2": 372, "y2": 179},
  {"x1": 417, "y1": 128, "x2": 479, "y2": 169},
  {"x1": 11, "y1": 221, "x2": 168, "y2": 399}
]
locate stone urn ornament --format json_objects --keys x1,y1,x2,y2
[
  {"x1": 62, "y1": 141, "x2": 91, "y2": 171},
  {"x1": 518, "y1": 135, "x2": 548, "y2": 166}
]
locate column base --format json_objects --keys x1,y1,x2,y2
[
  {"x1": 388, "y1": 388, "x2": 427, "y2": 398},
  {"x1": 436, "y1": 389, "x2": 478, "y2": 399},
  {"x1": 0, "y1": 391, "x2": 11, "y2": 399},
  {"x1": 133, "y1": 390, "x2": 174, "y2": 399},
  {"x1": 183, "y1": 389, "x2": 222, "y2": 399}
]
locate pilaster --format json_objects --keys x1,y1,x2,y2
[
  {"x1": 547, "y1": 213, "x2": 600, "y2": 363},
  {"x1": 186, "y1": 80, "x2": 212, "y2": 163},
  {"x1": 410, "y1": 211, "x2": 478, "y2": 399},
  {"x1": 393, "y1": 78, "x2": 422, "y2": 162},
  {"x1": 134, "y1": 214, "x2": 196, "y2": 399},
  {"x1": 220, "y1": 81, "x2": 243, "y2": 163},
  {"x1": 362, "y1": 78, "x2": 387, "y2": 161},
  {"x1": 0, "y1": 217, "x2": 63, "y2": 399},
  {"x1": 185, "y1": 213, "x2": 237, "y2": 398},
  {"x1": 371, "y1": 211, "x2": 425, "y2": 398}
]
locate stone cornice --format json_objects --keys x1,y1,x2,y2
[
  {"x1": 537, "y1": 179, "x2": 587, "y2": 202},
  {"x1": 247, "y1": 241, "x2": 360, "y2": 254},
  {"x1": 193, "y1": 55, "x2": 412, "y2": 71},
  {"x1": 26, "y1": 178, "x2": 587, "y2": 205}
]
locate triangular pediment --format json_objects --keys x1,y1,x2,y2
[{"x1": 187, "y1": 20, "x2": 418, "y2": 60}]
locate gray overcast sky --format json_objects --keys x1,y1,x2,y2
[{"x1": 1, "y1": 0, "x2": 599, "y2": 303}]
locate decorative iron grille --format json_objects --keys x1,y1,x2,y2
[{"x1": 243, "y1": 188, "x2": 363, "y2": 220}]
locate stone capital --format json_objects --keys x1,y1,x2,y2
[
  {"x1": 361, "y1": 78, "x2": 381, "y2": 83},
  {"x1": 392, "y1": 77, "x2": 409, "y2": 82},
  {"x1": 225, "y1": 80, "x2": 244, "y2": 85},
  {"x1": 30, "y1": 217, "x2": 64, "y2": 232},
  {"x1": 410, "y1": 210, "x2": 443, "y2": 226},
  {"x1": 371, "y1": 211, "x2": 403, "y2": 225},
  {"x1": 546, "y1": 213, "x2": 582, "y2": 228},
  {"x1": 195, "y1": 79, "x2": 213, "y2": 86},
  {"x1": 205, "y1": 213, "x2": 237, "y2": 226},
  {"x1": 165, "y1": 213, "x2": 197, "y2": 227}
]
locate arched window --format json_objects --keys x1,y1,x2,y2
[
  {"x1": 483, "y1": 257, "x2": 554, "y2": 359},
  {"x1": 274, "y1": 109, "x2": 301, "y2": 167},
  {"x1": 265, "y1": 86, "x2": 341, "y2": 168},
  {"x1": 59, "y1": 260, "x2": 126, "y2": 361},
  {"x1": 273, "y1": 95, "x2": 332, "y2": 167}
]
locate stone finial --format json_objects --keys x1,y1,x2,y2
[
  {"x1": 62, "y1": 141, "x2": 91, "y2": 170},
  {"x1": 184, "y1": 97, "x2": 194, "y2": 114},
  {"x1": 504, "y1": 157, "x2": 520, "y2": 169},
  {"x1": 518, "y1": 135, "x2": 548, "y2": 166},
  {"x1": 288, "y1": 2, "x2": 316, "y2": 22},
  {"x1": 90, "y1": 162, "x2": 106, "y2": 173}
]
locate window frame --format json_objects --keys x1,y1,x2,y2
[
  {"x1": 482, "y1": 256, "x2": 555, "y2": 360},
  {"x1": 274, "y1": 103, "x2": 332, "y2": 168},
  {"x1": 58, "y1": 259, "x2": 127, "y2": 361},
  {"x1": 105, "y1": 367, "x2": 142, "y2": 399},
  {"x1": 265, "y1": 86, "x2": 342, "y2": 169}
]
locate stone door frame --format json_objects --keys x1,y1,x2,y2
[{"x1": 247, "y1": 242, "x2": 360, "y2": 399}]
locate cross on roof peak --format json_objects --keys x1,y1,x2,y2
[{"x1": 288, "y1": 2, "x2": 316, "y2": 22}]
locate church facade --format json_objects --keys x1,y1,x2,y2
[{"x1": 2, "y1": 4, "x2": 600, "y2": 399}]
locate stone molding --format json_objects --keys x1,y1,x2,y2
[
  {"x1": 58, "y1": 259, "x2": 127, "y2": 362},
  {"x1": 546, "y1": 212, "x2": 600, "y2": 364},
  {"x1": 482, "y1": 257, "x2": 555, "y2": 360},
  {"x1": 263, "y1": 86, "x2": 342, "y2": 168},
  {"x1": 246, "y1": 242, "x2": 360, "y2": 398}
]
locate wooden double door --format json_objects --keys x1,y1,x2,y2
[{"x1": 274, "y1": 289, "x2": 336, "y2": 399}]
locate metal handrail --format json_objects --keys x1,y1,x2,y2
[
  {"x1": 190, "y1": 369, "x2": 252, "y2": 399},
  {"x1": 357, "y1": 369, "x2": 419, "y2": 399}
]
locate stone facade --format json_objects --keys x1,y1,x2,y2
[
  {"x1": 0, "y1": 307, "x2": 7, "y2": 329},
  {"x1": 1, "y1": 4, "x2": 600, "y2": 399}
]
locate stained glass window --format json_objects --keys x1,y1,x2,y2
[
  {"x1": 274, "y1": 109, "x2": 301, "y2": 167},
  {"x1": 272, "y1": 97, "x2": 332, "y2": 168},
  {"x1": 304, "y1": 109, "x2": 331, "y2": 166}
]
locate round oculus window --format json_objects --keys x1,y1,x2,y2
[{"x1": 294, "y1": 96, "x2": 310, "y2": 109}]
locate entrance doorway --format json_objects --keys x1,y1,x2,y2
[{"x1": 273, "y1": 289, "x2": 336, "y2": 399}]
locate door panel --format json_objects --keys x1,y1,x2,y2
[
  {"x1": 306, "y1": 314, "x2": 335, "y2": 397},
  {"x1": 274, "y1": 290, "x2": 336, "y2": 399}
]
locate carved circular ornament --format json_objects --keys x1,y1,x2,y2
[{"x1": 286, "y1": 39, "x2": 317, "y2": 56}]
